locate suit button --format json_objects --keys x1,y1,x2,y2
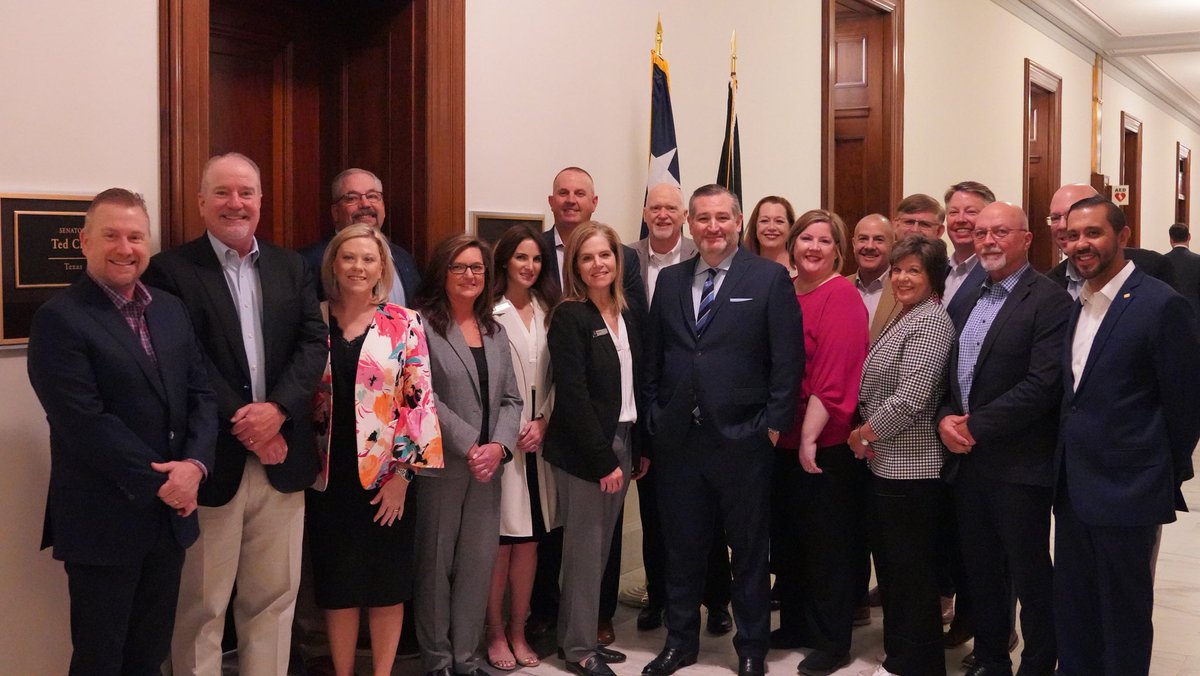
[
  {"x1": 169, "y1": 431, "x2": 176, "y2": 440},
  {"x1": 696, "y1": 351, "x2": 702, "y2": 357},
  {"x1": 1070, "y1": 406, "x2": 1077, "y2": 412}
]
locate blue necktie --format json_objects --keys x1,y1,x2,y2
[{"x1": 695, "y1": 268, "x2": 717, "y2": 334}]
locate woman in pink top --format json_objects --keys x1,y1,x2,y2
[{"x1": 771, "y1": 209, "x2": 870, "y2": 675}]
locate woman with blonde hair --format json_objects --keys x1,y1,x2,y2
[{"x1": 309, "y1": 223, "x2": 443, "y2": 676}]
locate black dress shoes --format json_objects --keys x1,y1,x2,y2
[
  {"x1": 562, "y1": 646, "x2": 627, "y2": 664},
  {"x1": 964, "y1": 664, "x2": 1013, "y2": 676},
  {"x1": 943, "y1": 618, "x2": 974, "y2": 647},
  {"x1": 642, "y1": 647, "x2": 699, "y2": 675},
  {"x1": 797, "y1": 649, "x2": 850, "y2": 675},
  {"x1": 706, "y1": 605, "x2": 733, "y2": 636},
  {"x1": 769, "y1": 628, "x2": 807, "y2": 650},
  {"x1": 566, "y1": 654, "x2": 618, "y2": 676},
  {"x1": 738, "y1": 656, "x2": 765, "y2": 676},
  {"x1": 639, "y1": 604, "x2": 666, "y2": 630},
  {"x1": 425, "y1": 668, "x2": 453, "y2": 676}
]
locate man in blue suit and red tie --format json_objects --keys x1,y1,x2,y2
[
  {"x1": 1055, "y1": 195, "x2": 1200, "y2": 675},
  {"x1": 642, "y1": 184, "x2": 802, "y2": 676},
  {"x1": 28, "y1": 188, "x2": 217, "y2": 675}
]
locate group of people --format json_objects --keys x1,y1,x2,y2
[{"x1": 27, "y1": 153, "x2": 1198, "y2": 676}]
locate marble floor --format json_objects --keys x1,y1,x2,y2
[{"x1": 307, "y1": 479, "x2": 1200, "y2": 676}]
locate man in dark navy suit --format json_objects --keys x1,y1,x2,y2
[
  {"x1": 28, "y1": 188, "x2": 217, "y2": 675},
  {"x1": 1055, "y1": 196, "x2": 1200, "y2": 675},
  {"x1": 1165, "y1": 222, "x2": 1200, "y2": 318},
  {"x1": 937, "y1": 202, "x2": 1071, "y2": 676},
  {"x1": 942, "y1": 181, "x2": 994, "y2": 323},
  {"x1": 299, "y1": 167, "x2": 422, "y2": 304},
  {"x1": 642, "y1": 184, "x2": 802, "y2": 676}
]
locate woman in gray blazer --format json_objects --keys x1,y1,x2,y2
[
  {"x1": 848, "y1": 235, "x2": 955, "y2": 676},
  {"x1": 412, "y1": 234, "x2": 523, "y2": 676}
]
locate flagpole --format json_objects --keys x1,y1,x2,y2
[{"x1": 656, "y1": 14, "x2": 663, "y2": 57}]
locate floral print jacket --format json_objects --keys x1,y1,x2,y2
[{"x1": 312, "y1": 303, "x2": 443, "y2": 490}]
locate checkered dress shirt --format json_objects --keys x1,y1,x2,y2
[
  {"x1": 91, "y1": 273, "x2": 157, "y2": 366},
  {"x1": 955, "y1": 264, "x2": 1028, "y2": 412},
  {"x1": 859, "y1": 295, "x2": 956, "y2": 480}
]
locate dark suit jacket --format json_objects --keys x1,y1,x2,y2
[
  {"x1": 644, "y1": 247, "x2": 803, "y2": 453},
  {"x1": 27, "y1": 276, "x2": 217, "y2": 565},
  {"x1": 1165, "y1": 246, "x2": 1200, "y2": 318},
  {"x1": 1057, "y1": 267, "x2": 1200, "y2": 526},
  {"x1": 944, "y1": 260, "x2": 989, "y2": 323},
  {"x1": 938, "y1": 266, "x2": 1073, "y2": 486},
  {"x1": 1047, "y1": 247, "x2": 1177, "y2": 291},
  {"x1": 145, "y1": 235, "x2": 328, "y2": 505},
  {"x1": 299, "y1": 234, "x2": 422, "y2": 302},
  {"x1": 541, "y1": 226, "x2": 648, "y2": 321},
  {"x1": 544, "y1": 300, "x2": 644, "y2": 480}
]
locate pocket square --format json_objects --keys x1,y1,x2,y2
[{"x1": 730, "y1": 297, "x2": 753, "y2": 303}]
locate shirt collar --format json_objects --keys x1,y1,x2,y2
[
  {"x1": 207, "y1": 230, "x2": 260, "y2": 263},
  {"x1": 88, "y1": 271, "x2": 153, "y2": 309},
  {"x1": 984, "y1": 262, "x2": 1029, "y2": 295},
  {"x1": 855, "y1": 268, "x2": 888, "y2": 292},
  {"x1": 553, "y1": 226, "x2": 566, "y2": 249},
  {"x1": 649, "y1": 236, "x2": 683, "y2": 261},
  {"x1": 1080, "y1": 260, "x2": 1135, "y2": 306},
  {"x1": 1065, "y1": 260, "x2": 1083, "y2": 283},
  {"x1": 951, "y1": 253, "x2": 977, "y2": 272},
  {"x1": 696, "y1": 249, "x2": 737, "y2": 277}
]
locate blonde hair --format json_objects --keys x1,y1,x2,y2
[
  {"x1": 321, "y1": 223, "x2": 395, "y2": 304},
  {"x1": 562, "y1": 221, "x2": 627, "y2": 312}
]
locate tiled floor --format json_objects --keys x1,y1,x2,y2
[{"x1": 313, "y1": 479, "x2": 1200, "y2": 676}]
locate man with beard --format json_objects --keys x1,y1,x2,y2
[
  {"x1": 847, "y1": 214, "x2": 899, "y2": 342},
  {"x1": 1054, "y1": 195, "x2": 1199, "y2": 675},
  {"x1": 1045, "y1": 184, "x2": 1175, "y2": 298},
  {"x1": 942, "y1": 182, "x2": 995, "y2": 322},
  {"x1": 937, "y1": 202, "x2": 1070, "y2": 676},
  {"x1": 300, "y1": 168, "x2": 422, "y2": 304}
]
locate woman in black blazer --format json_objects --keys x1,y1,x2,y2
[{"x1": 543, "y1": 221, "x2": 644, "y2": 676}]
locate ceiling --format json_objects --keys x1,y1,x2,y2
[{"x1": 1016, "y1": 0, "x2": 1200, "y2": 129}]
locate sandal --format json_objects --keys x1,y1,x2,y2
[
  {"x1": 508, "y1": 621, "x2": 540, "y2": 668},
  {"x1": 486, "y1": 624, "x2": 517, "y2": 671}
]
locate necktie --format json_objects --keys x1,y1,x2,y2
[{"x1": 695, "y1": 268, "x2": 717, "y2": 334}]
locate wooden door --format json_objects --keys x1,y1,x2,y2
[
  {"x1": 822, "y1": 0, "x2": 903, "y2": 263},
  {"x1": 160, "y1": 0, "x2": 464, "y2": 264},
  {"x1": 1178, "y1": 142, "x2": 1191, "y2": 225},
  {"x1": 1024, "y1": 60, "x2": 1061, "y2": 272},
  {"x1": 1121, "y1": 112, "x2": 1143, "y2": 247}
]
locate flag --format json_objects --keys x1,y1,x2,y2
[
  {"x1": 716, "y1": 72, "x2": 741, "y2": 206},
  {"x1": 642, "y1": 49, "x2": 681, "y2": 239}
]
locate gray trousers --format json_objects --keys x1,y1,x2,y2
[
  {"x1": 555, "y1": 423, "x2": 633, "y2": 662},
  {"x1": 414, "y1": 473, "x2": 501, "y2": 672}
]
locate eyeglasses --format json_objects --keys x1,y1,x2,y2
[
  {"x1": 897, "y1": 217, "x2": 941, "y2": 230},
  {"x1": 971, "y1": 227, "x2": 1028, "y2": 241},
  {"x1": 338, "y1": 191, "x2": 383, "y2": 205},
  {"x1": 448, "y1": 263, "x2": 486, "y2": 276}
]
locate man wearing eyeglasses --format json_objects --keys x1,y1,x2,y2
[
  {"x1": 893, "y1": 193, "x2": 945, "y2": 242},
  {"x1": 936, "y1": 202, "x2": 1071, "y2": 676},
  {"x1": 1045, "y1": 184, "x2": 1175, "y2": 299},
  {"x1": 300, "y1": 168, "x2": 422, "y2": 305}
]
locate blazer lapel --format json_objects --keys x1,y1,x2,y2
[
  {"x1": 680, "y1": 256, "x2": 701, "y2": 339},
  {"x1": 192, "y1": 240, "x2": 253, "y2": 383},
  {"x1": 484, "y1": 323, "x2": 509, "y2": 418},
  {"x1": 697, "y1": 248, "x2": 748, "y2": 337},
  {"x1": 257, "y1": 244, "x2": 288, "y2": 378},
  {"x1": 82, "y1": 279, "x2": 167, "y2": 403},
  {"x1": 1074, "y1": 271, "x2": 1141, "y2": 394},
  {"x1": 973, "y1": 271, "x2": 1032, "y2": 370},
  {"x1": 446, "y1": 322, "x2": 481, "y2": 405}
]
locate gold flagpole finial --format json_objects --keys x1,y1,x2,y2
[
  {"x1": 655, "y1": 15, "x2": 663, "y2": 57},
  {"x1": 730, "y1": 31, "x2": 737, "y2": 77}
]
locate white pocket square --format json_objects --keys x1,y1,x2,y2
[{"x1": 730, "y1": 297, "x2": 753, "y2": 303}]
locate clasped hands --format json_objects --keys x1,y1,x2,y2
[
  {"x1": 938, "y1": 414, "x2": 975, "y2": 454},
  {"x1": 468, "y1": 442, "x2": 505, "y2": 482},
  {"x1": 232, "y1": 402, "x2": 288, "y2": 464},
  {"x1": 152, "y1": 460, "x2": 202, "y2": 517}
]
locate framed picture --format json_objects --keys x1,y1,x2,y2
[
  {"x1": 1, "y1": 193, "x2": 94, "y2": 345},
  {"x1": 470, "y1": 211, "x2": 545, "y2": 245}
]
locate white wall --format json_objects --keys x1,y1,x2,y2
[
  {"x1": 465, "y1": 0, "x2": 822, "y2": 245},
  {"x1": 0, "y1": 1, "x2": 160, "y2": 673}
]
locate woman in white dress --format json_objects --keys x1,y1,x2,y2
[{"x1": 484, "y1": 224, "x2": 561, "y2": 670}]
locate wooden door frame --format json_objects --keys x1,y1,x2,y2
[
  {"x1": 821, "y1": 0, "x2": 904, "y2": 214},
  {"x1": 1120, "y1": 111, "x2": 1143, "y2": 247},
  {"x1": 158, "y1": 0, "x2": 464, "y2": 255},
  {"x1": 1178, "y1": 142, "x2": 1192, "y2": 226},
  {"x1": 1022, "y1": 59, "x2": 1061, "y2": 217}
]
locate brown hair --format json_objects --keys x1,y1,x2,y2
[
  {"x1": 85, "y1": 188, "x2": 148, "y2": 232},
  {"x1": 745, "y1": 195, "x2": 796, "y2": 254},
  {"x1": 492, "y1": 223, "x2": 561, "y2": 314},
  {"x1": 561, "y1": 221, "x2": 627, "y2": 312},
  {"x1": 943, "y1": 181, "x2": 996, "y2": 206},
  {"x1": 895, "y1": 193, "x2": 945, "y2": 221},
  {"x1": 786, "y1": 209, "x2": 848, "y2": 274},
  {"x1": 413, "y1": 234, "x2": 498, "y2": 338},
  {"x1": 321, "y1": 223, "x2": 395, "y2": 304}
]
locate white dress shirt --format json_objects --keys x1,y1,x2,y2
[
  {"x1": 692, "y1": 252, "x2": 735, "y2": 321},
  {"x1": 1071, "y1": 260, "x2": 1135, "y2": 390},
  {"x1": 207, "y1": 231, "x2": 266, "y2": 402},
  {"x1": 942, "y1": 253, "x2": 978, "y2": 305},
  {"x1": 609, "y1": 313, "x2": 637, "y2": 423},
  {"x1": 553, "y1": 227, "x2": 566, "y2": 287},
  {"x1": 855, "y1": 268, "x2": 888, "y2": 326},
  {"x1": 646, "y1": 237, "x2": 686, "y2": 300}
]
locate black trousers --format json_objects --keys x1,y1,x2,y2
[
  {"x1": 772, "y1": 444, "x2": 868, "y2": 656},
  {"x1": 656, "y1": 425, "x2": 772, "y2": 659},
  {"x1": 955, "y1": 474, "x2": 1056, "y2": 674},
  {"x1": 64, "y1": 534, "x2": 185, "y2": 676},
  {"x1": 937, "y1": 483, "x2": 973, "y2": 627},
  {"x1": 638, "y1": 463, "x2": 732, "y2": 611},
  {"x1": 870, "y1": 475, "x2": 946, "y2": 676},
  {"x1": 1053, "y1": 483, "x2": 1157, "y2": 676}
]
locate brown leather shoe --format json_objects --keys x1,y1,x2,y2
[
  {"x1": 940, "y1": 595, "x2": 955, "y2": 625},
  {"x1": 597, "y1": 617, "x2": 615, "y2": 646}
]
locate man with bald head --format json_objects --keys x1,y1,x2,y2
[
  {"x1": 146, "y1": 152, "x2": 327, "y2": 676},
  {"x1": 847, "y1": 214, "x2": 899, "y2": 342},
  {"x1": 1046, "y1": 184, "x2": 1175, "y2": 298},
  {"x1": 936, "y1": 202, "x2": 1071, "y2": 676}
]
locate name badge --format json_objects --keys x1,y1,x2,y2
[{"x1": 592, "y1": 328, "x2": 609, "y2": 338}]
